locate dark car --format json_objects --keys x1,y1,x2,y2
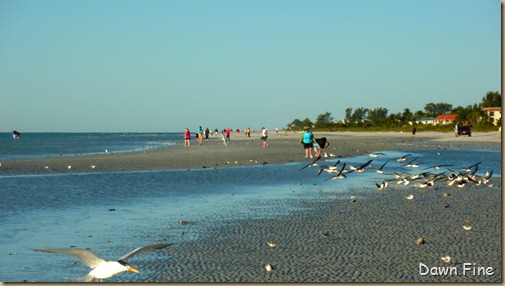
[{"x1": 455, "y1": 123, "x2": 471, "y2": 137}]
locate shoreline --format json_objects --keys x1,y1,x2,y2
[{"x1": 0, "y1": 131, "x2": 500, "y2": 175}]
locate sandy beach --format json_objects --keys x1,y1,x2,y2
[
  {"x1": 0, "y1": 131, "x2": 501, "y2": 175},
  {"x1": 2, "y1": 131, "x2": 502, "y2": 283}
]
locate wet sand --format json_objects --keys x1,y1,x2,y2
[
  {"x1": 0, "y1": 131, "x2": 501, "y2": 175},
  {"x1": 145, "y1": 178, "x2": 502, "y2": 282}
]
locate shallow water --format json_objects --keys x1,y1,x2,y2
[{"x1": 0, "y1": 149, "x2": 500, "y2": 282}]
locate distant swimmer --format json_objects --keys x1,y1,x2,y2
[{"x1": 12, "y1": 130, "x2": 20, "y2": 140}]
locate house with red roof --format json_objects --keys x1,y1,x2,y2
[{"x1": 434, "y1": 114, "x2": 458, "y2": 125}]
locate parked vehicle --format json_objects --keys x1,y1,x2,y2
[{"x1": 455, "y1": 122, "x2": 472, "y2": 137}]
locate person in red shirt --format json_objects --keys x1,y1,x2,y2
[{"x1": 184, "y1": 128, "x2": 191, "y2": 147}]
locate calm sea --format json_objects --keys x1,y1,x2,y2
[
  {"x1": 0, "y1": 133, "x2": 500, "y2": 282},
  {"x1": 0, "y1": 132, "x2": 185, "y2": 159}
]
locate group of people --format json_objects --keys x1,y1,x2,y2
[
  {"x1": 184, "y1": 126, "x2": 330, "y2": 158},
  {"x1": 184, "y1": 127, "x2": 245, "y2": 147},
  {"x1": 299, "y1": 126, "x2": 330, "y2": 158}
]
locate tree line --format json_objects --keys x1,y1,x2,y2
[{"x1": 287, "y1": 91, "x2": 501, "y2": 131}]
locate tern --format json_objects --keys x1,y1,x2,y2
[
  {"x1": 33, "y1": 243, "x2": 172, "y2": 282},
  {"x1": 396, "y1": 154, "x2": 412, "y2": 162},
  {"x1": 299, "y1": 155, "x2": 322, "y2": 170},
  {"x1": 375, "y1": 159, "x2": 391, "y2": 174}
]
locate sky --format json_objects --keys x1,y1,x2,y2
[{"x1": 0, "y1": 0, "x2": 501, "y2": 132}]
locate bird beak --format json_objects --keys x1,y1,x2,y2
[{"x1": 127, "y1": 266, "x2": 140, "y2": 273}]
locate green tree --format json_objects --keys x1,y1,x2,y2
[
  {"x1": 316, "y1": 112, "x2": 334, "y2": 125},
  {"x1": 351, "y1": 107, "x2": 368, "y2": 122},
  {"x1": 301, "y1": 117, "x2": 313, "y2": 128},
  {"x1": 366, "y1": 107, "x2": 389, "y2": 123},
  {"x1": 287, "y1": 118, "x2": 303, "y2": 130},
  {"x1": 481, "y1": 91, "x2": 501, "y2": 107},
  {"x1": 345, "y1": 108, "x2": 353, "y2": 122},
  {"x1": 424, "y1": 102, "x2": 453, "y2": 116}
]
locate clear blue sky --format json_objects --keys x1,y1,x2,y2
[{"x1": 0, "y1": 0, "x2": 501, "y2": 132}]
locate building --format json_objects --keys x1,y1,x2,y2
[
  {"x1": 482, "y1": 107, "x2": 501, "y2": 125},
  {"x1": 434, "y1": 114, "x2": 458, "y2": 125},
  {"x1": 416, "y1": 117, "x2": 435, "y2": 125}
]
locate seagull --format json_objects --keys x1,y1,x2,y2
[
  {"x1": 299, "y1": 155, "x2": 321, "y2": 170},
  {"x1": 369, "y1": 152, "x2": 386, "y2": 158},
  {"x1": 441, "y1": 256, "x2": 451, "y2": 263},
  {"x1": 396, "y1": 154, "x2": 412, "y2": 162},
  {"x1": 348, "y1": 159, "x2": 373, "y2": 173},
  {"x1": 376, "y1": 181, "x2": 388, "y2": 190},
  {"x1": 32, "y1": 243, "x2": 172, "y2": 282},
  {"x1": 405, "y1": 194, "x2": 414, "y2": 200},
  {"x1": 267, "y1": 241, "x2": 278, "y2": 249},
  {"x1": 462, "y1": 225, "x2": 472, "y2": 231},
  {"x1": 326, "y1": 162, "x2": 347, "y2": 180},
  {"x1": 375, "y1": 159, "x2": 391, "y2": 174},
  {"x1": 316, "y1": 160, "x2": 340, "y2": 176}
]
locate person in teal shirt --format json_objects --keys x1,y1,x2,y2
[{"x1": 300, "y1": 126, "x2": 316, "y2": 158}]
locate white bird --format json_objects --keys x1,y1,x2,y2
[
  {"x1": 33, "y1": 243, "x2": 172, "y2": 282},
  {"x1": 267, "y1": 241, "x2": 278, "y2": 249},
  {"x1": 405, "y1": 194, "x2": 414, "y2": 200},
  {"x1": 67, "y1": 165, "x2": 72, "y2": 170},
  {"x1": 463, "y1": 225, "x2": 472, "y2": 231},
  {"x1": 265, "y1": 263, "x2": 273, "y2": 272},
  {"x1": 441, "y1": 256, "x2": 451, "y2": 263},
  {"x1": 90, "y1": 165, "x2": 96, "y2": 169}
]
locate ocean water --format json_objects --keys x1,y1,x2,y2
[
  {"x1": 0, "y1": 133, "x2": 501, "y2": 282},
  {"x1": 0, "y1": 132, "x2": 186, "y2": 159}
]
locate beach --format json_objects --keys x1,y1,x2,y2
[
  {"x1": 0, "y1": 131, "x2": 501, "y2": 175},
  {"x1": 1, "y1": 131, "x2": 502, "y2": 283}
]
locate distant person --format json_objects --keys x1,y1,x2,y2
[
  {"x1": 184, "y1": 128, "x2": 191, "y2": 147},
  {"x1": 314, "y1": 137, "x2": 330, "y2": 157},
  {"x1": 411, "y1": 127, "x2": 417, "y2": 137},
  {"x1": 198, "y1": 126, "x2": 204, "y2": 145},
  {"x1": 300, "y1": 126, "x2": 316, "y2": 158},
  {"x1": 12, "y1": 130, "x2": 20, "y2": 140},
  {"x1": 204, "y1": 128, "x2": 210, "y2": 141},
  {"x1": 261, "y1": 127, "x2": 269, "y2": 147},
  {"x1": 225, "y1": 128, "x2": 232, "y2": 143}
]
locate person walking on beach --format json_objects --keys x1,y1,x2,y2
[
  {"x1": 261, "y1": 127, "x2": 269, "y2": 147},
  {"x1": 225, "y1": 128, "x2": 232, "y2": 143},
  {"x1": 204, "y1": 128, "x2": 210, "y2": 141},
  {"x1": 300, "y1": 126, "x2": 316, "y2": 158},
  {"x1": 197, "y1": 126, "x2": 204, "y2": 145},
  {"x1": 184, "y1": 128, "x2": 191, "y2": 147}
]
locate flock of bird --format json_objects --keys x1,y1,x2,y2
[{"x1": 300, "y1": 152, "x2": 495, "y2": 194}]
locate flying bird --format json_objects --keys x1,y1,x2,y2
[
  {"x1": 33, "y1": 243, "x2": 172, "y2": 282},
  {"x1": 299, "y1": 155, "x2": 322, "y2": 170},
  {"x1": 396, "y1": 154, "x2": 412, "y2": 162}
]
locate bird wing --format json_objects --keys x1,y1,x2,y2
[
  {"x1": 118, "y1": 243, "x2": 172, "y2": 261},
  {"x1": 357, "y1": 159, "x2": 373, "y2": 169},
  {"x1": 298, "y1": 155, "x2": 321, "y2": 171},
  {"x1": 32, "y1": 248, "x2": 106, "y2": 269}
]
